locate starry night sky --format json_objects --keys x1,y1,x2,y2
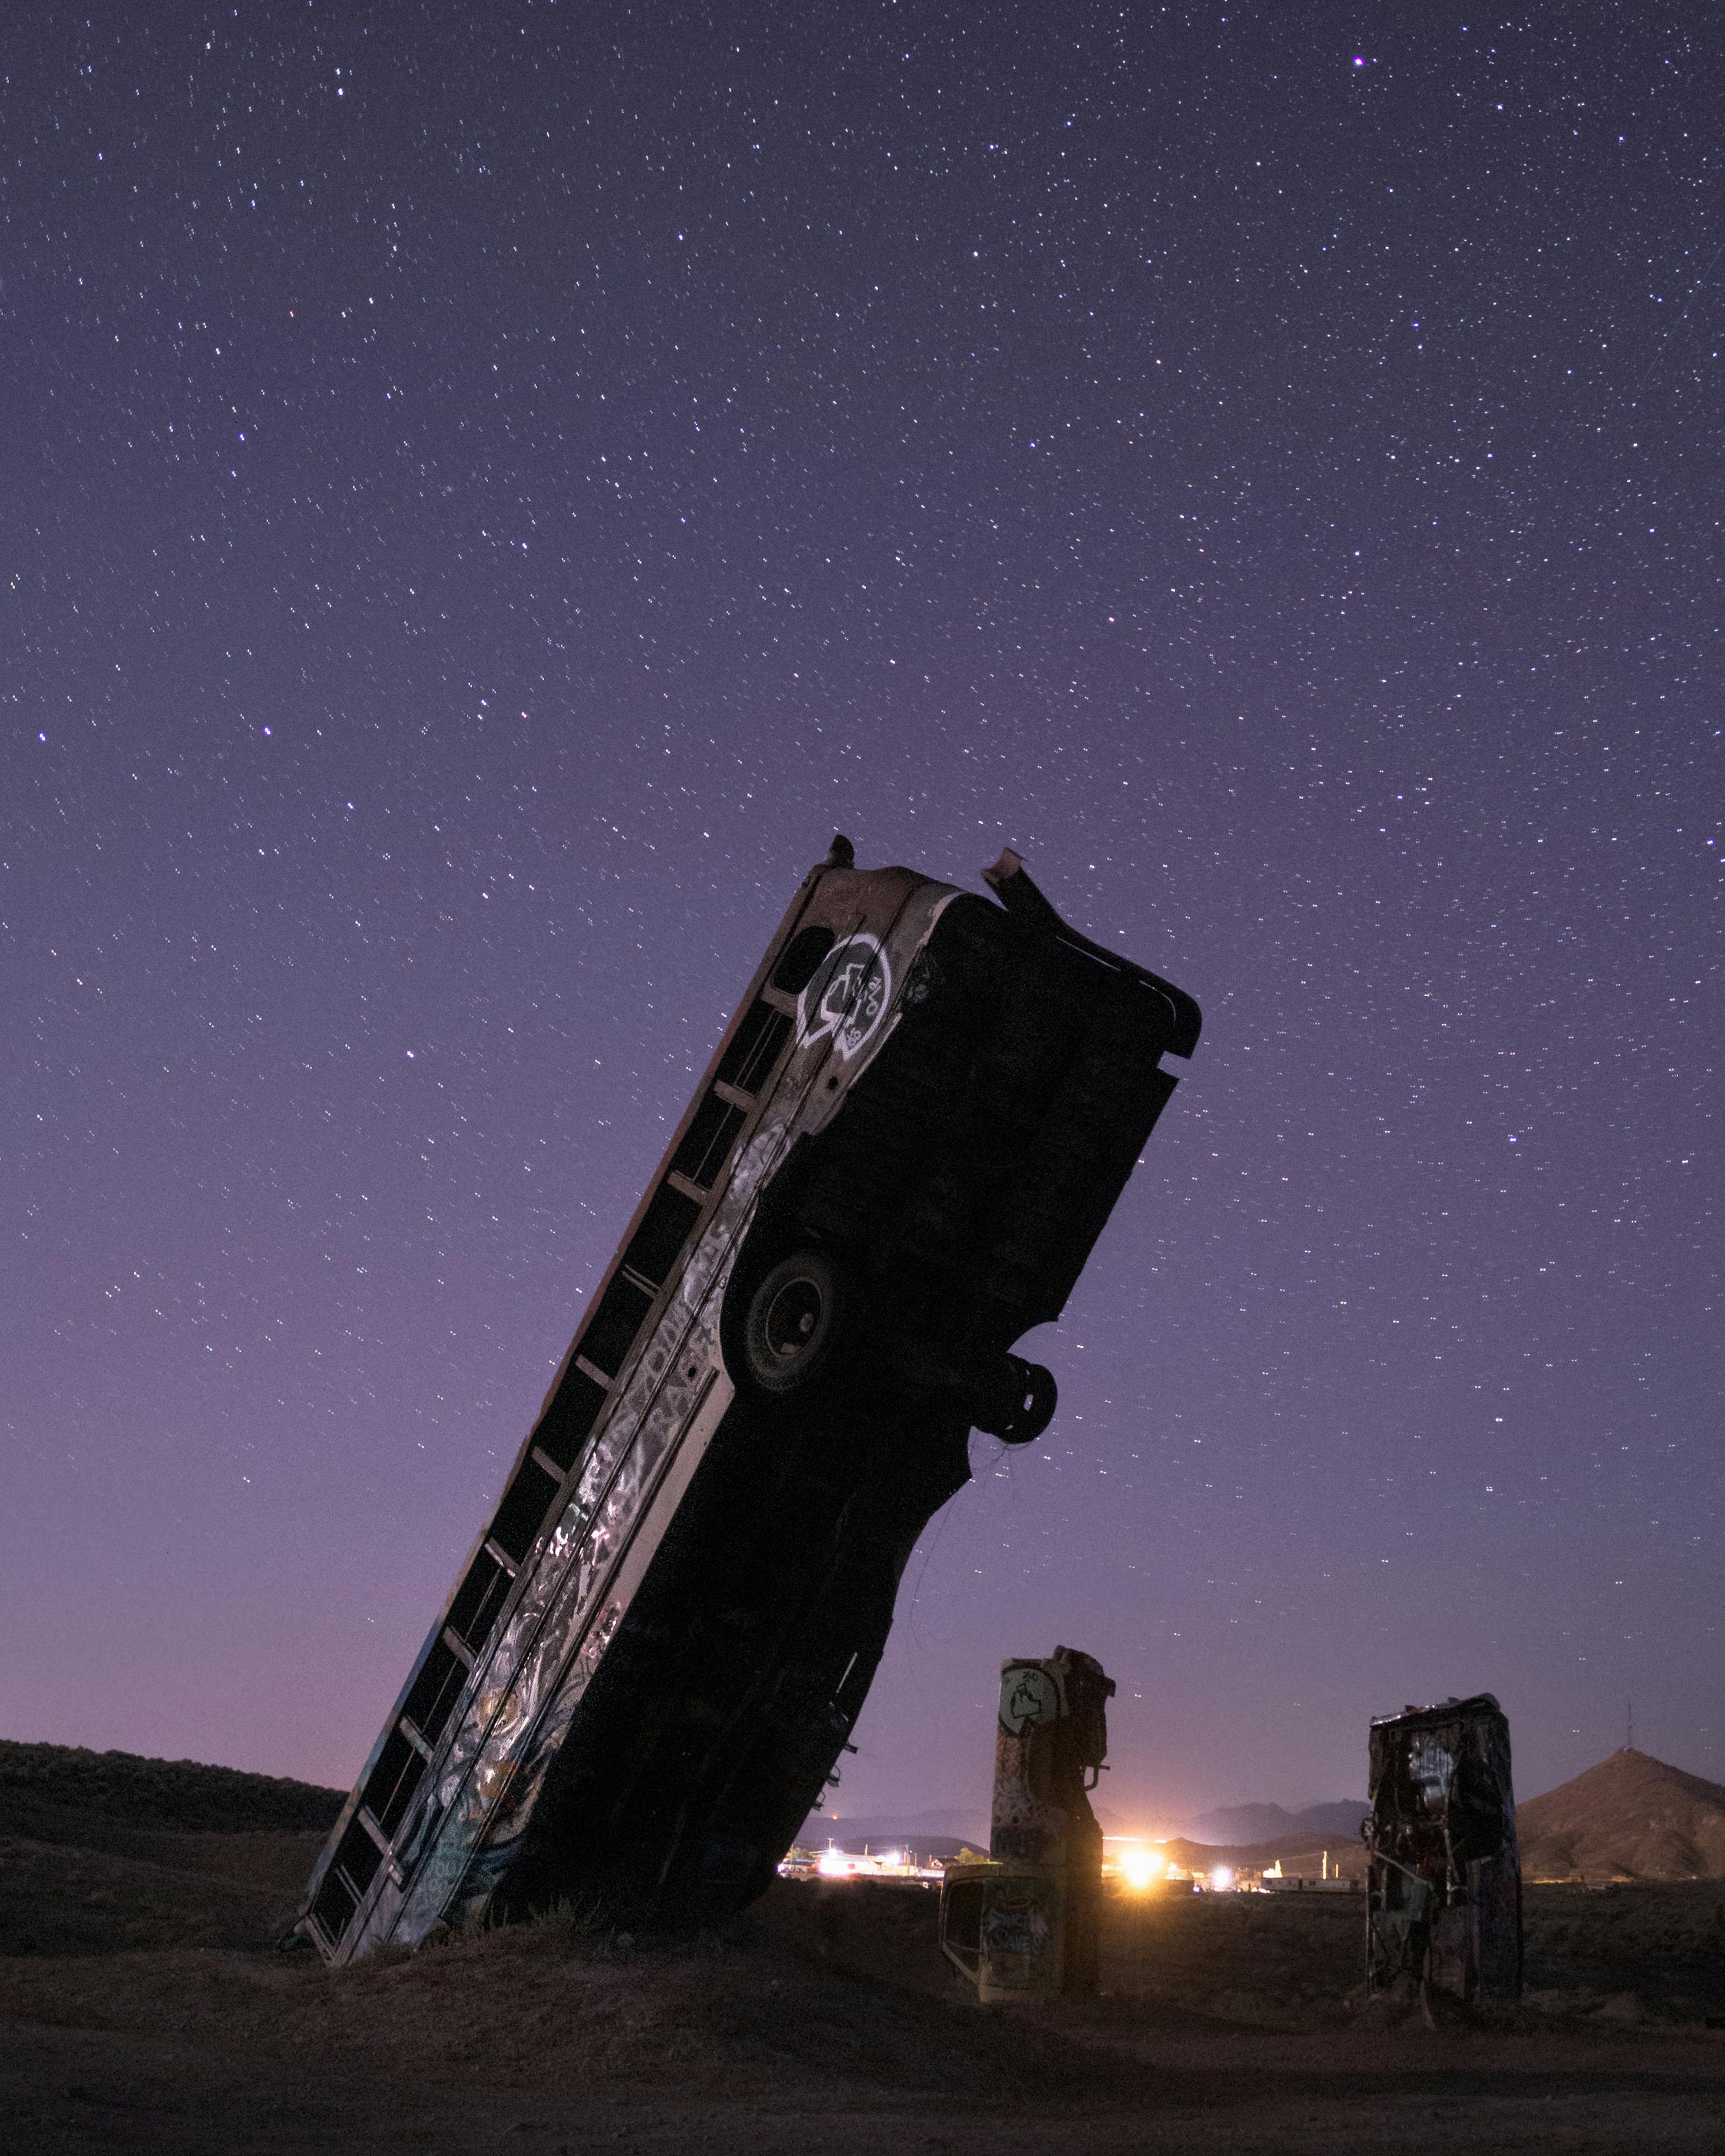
[{"x1": 4, "y1": 3, "x2": 1720, "y2": 1825}]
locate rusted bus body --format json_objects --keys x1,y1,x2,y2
[
  {"x1": 1365, "y1": 1693, "x2": 1522, "y2": 2003},
  {"x1": 301, "y1": 841, "x2": 1200, "y2": 1962}
]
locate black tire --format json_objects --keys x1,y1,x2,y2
[
  {"x1": 739, "y1": 1248, "x2": 862, "y2": 1398},
  {"x1": 973, "y1": 1354, "x2": 1058, "y2": 1444}
]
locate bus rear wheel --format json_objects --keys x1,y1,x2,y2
[{"x1": 740, "y1": 1248, "x2": 862, "y2": 1397}]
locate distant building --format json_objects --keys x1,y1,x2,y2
[
  {"x1": 1261, "y1": 1855, "x2": 1360, "y2": 1894},
  {"x1": 777, "y1": 1841, "x2": 943, "y2": 1885}
]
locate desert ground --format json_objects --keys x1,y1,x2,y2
[{"x1": 3, "y1": 1783, "x2": 1725, "y2": 2155}]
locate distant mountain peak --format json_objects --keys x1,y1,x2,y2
[
  {"x1": 1518, "y1": 1748, "x2": 1725, "y2": 1882},
  {"x1": 1175, "y1": 1798, "x2": 1368, "y2": 1847}
]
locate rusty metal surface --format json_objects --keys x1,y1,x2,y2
[
  {"x1": 302, "y1": 842, "x2": 1199, "y2": 1961},
  {"x1": 941, "y1": 1647, "x2": 1115, "y2": 2001},
  {"x1": 990, "y1": 1649, "x2": 1114, "y2": 1873},
  {"x1": 1364, "y1": 1693, "x2": 1522, "y2": 2003}
]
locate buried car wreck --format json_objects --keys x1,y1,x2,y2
[
  {"x1": 302, "y1": 838, "x2": 1201, "y2": 1961},
  {"x1": 1365, "y1": 1693, "x2": 1522, "y2": 2003}
]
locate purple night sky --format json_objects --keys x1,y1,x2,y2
[{"x1": 3, "y1": 4, "x2": 1719, "y2": 1826}]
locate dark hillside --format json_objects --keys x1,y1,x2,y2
[
  {"x1": 0, "y1": 1739, "x2": 344, "y2": 1843},
  {"x1": 1518, "y1": 1750, "x2": 1725, "y2": 1881}
]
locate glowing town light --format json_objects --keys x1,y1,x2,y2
[
  {"x1": 816, "y1": 1847, "x2": 850, "y2": 1876},
  {"x1": 1209, "y1": 1865, "x2": 1234, "y2": 1891},
  {"x1": 1119, "y1": 1847, "x2": 1162, "y2": 1891}
]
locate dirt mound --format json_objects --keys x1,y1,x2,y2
[
  {"x1": 0, "y1": 1739, "x2": 344, "y2": 1844},
  {"x1": 0, "y1": 1883, "x2": 1145, "y2": 2111},
  {"x1": 277, "y1": 1892, "x2": 1133, "y2": 2104},
  {"x1": 1517, "y1": 1749, "x2": 1725, "y2": 1881}
]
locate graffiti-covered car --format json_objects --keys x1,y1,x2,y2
[
  {"x1": 1365, "y1": 1693, "x2": 1522, "y2": 2002},
  {"x1": 302, "y1": 838, "x2": 1201, "y2": 1960}
]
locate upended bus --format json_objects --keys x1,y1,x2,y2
[{"x1": 301, "y1": 838, "x2": 1201, "y2": 1960}]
